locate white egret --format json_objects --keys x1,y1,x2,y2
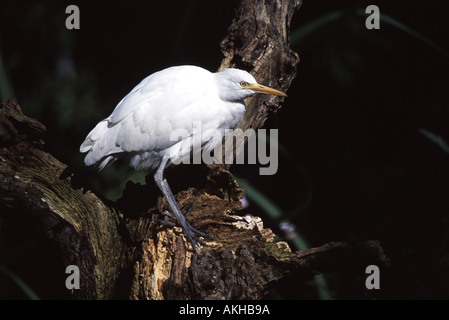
[{"x1": 80, "y1": 65, "x2": 286, "y2": 252}]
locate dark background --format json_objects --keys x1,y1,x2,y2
[{"x1": 1, "y1": 0, "x2": 449, "y2": 299}]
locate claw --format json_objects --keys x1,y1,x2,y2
[
  {"x1": 153, "y1": 199, "x2": 212, "y2": 253},
  {"x1": 185, "y1": 202, "x2": 194, "y2": 219}
]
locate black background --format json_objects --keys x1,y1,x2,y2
[{"x1": 1, "y1": 0, "x2": 449, "y2": 299}]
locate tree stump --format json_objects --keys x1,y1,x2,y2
[{"x1": 0, "y1": 0, "x2": 390, "y2": 300}]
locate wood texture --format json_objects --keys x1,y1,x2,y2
[
  {"x1": 0, "y1": 0, "x2": 390, "y2": 300},
  {"x1": 217, "y1": 0, "x2": 301, "y2": 167}
]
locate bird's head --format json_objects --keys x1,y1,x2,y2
[{"x1": 215, "y1": 68, "x2": 287, "y2": 102}]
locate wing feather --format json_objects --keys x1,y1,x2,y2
[{"x1": 80, "y1": 65, "x2": 227, "y2": 170}]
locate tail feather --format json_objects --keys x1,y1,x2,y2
[{"x1": 80, "y1": 119, "x2": 119, "y2": 169}]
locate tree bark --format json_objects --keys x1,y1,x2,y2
[
  {"x1": 0, "y1": 0, "x2": 390, "y2": 300},
  {"x1": 218, "y1": 0, "x2": 300, "y2": 166}
]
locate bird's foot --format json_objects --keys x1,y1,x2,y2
[{"x1": 153, "y1": 202, "x2": 213, "y2": 253}]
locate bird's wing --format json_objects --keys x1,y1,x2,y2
[
  {"x1": 113, "y1": 82, "x2": 222, "y2": 154},
  {"x1": 108, "y1": 66, "x2": 212, "y2": 125},
  {"x1": 80, "y1": 66, "x2": 240, "y2": 170},
  {"x1": 98, "y1": 67, "x2": 223, "y2": 155},
  {"x1": 108, "y1": 73, "x2": 160, "y2": 125}
]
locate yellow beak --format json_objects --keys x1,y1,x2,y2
[{"x1": 246, "y1": 83, "x2": 287, "y2": 97}]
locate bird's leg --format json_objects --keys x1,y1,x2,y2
[
  {"x1": 158, "y1": 178, "x2": 212, "y2": 244},
  {"x1": 153, "y1": 156, "x2": 212, "y2": 252},
  {"x1": 152, "y1": 210, "x2": 177, "y2": 227},
  {"x1": 155, "y1": 177, "x2": 210, "y2": 251},
  {"x1": 153, "y1": 202, "x2": 201, "y2": 231}
]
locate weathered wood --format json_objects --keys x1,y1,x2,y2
[
  {"x1": 0, "y1": 0, "x2": 390, "y2": 300},
  {"x1": 217, "y1": 0, "x2": 301, "y2": 167},
  {"x1": 0, "y1": 98, "x2": 124, "y2": 299},
  {"x1": 0, "y1": 97, "x2": 303, "y2": 299}
]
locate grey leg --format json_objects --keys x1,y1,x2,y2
[{"x1": 153, "y1": 155, "x2": 212, "y2": 252}]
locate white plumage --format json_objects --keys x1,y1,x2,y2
[
  {"x1": 80, "y1": 65, "x2": 286, "y2": 252},
  {"x1": 80, "y1": 65, "x2": 267, "y2": 171}
]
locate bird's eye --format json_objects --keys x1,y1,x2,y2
[{"x1": 240, "y1": 81, "x2": 249, "y2": 87}]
